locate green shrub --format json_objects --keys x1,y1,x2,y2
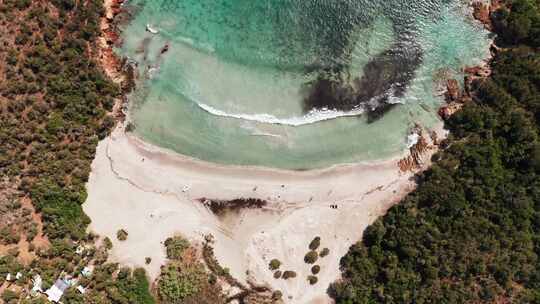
[
  {"x1": 0, "y1": 227, "x2": 20, "y2": 245},
  {"x1": 1, "y1": 290, "x2": 19, "y2": 304},
  {"x1": 319, "y1": 248, "x2": 330, "y2": 258},
  {"x1": 272, "y1": 290, "x2": 283, "y2": 300},
  {"x1": 304, "y1": 251, "x2": 318, "y2": 264},
  {"x1": 26, "y1": 222, "x2": 38, "y2": 241},
  {"x1": 493, "y1": 0, "x2": 540, "y2": 46},
  {"x1": 282, "y1": 270, "x2": 297, "y2": 280},
  {"x1": 307, "y1": 275, "x2": 318, "y2": 285},
  {"x1": 115, "y1": 268, "x2": 155, "y2": 304},
  {"x1": 311, "y1": 265, "x2": 320, "y2": 275},
  {"x1": 31, "y1": 181, "x2": 90, "y2": 240},
  {"x1": 273, "y1": 270, "x2": 282, "y2": 279},
  {"x1": 158, "y1": 263, "x2": 206, "y2": 302},
  {"x1": 103, "y1": 237, "x2": 113, "y2": 250},
  {"x1": 269, "y1": 258, "x2": 281, "y2": 270},
  {"x1": 164, "y1": 236, "x2": 190, "y2": 260},
  {"x1": 117, "y1": 229, "x2": 128, "y2": 241},
  {"x1": 309, "y1": 236, "x2": 321, "y2": 250}
]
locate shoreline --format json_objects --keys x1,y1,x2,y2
[
  {"x1": 98, "y1": 0, "x2": 493, "y2": 174},
  {"x1": 101, "y1": 123, "x2": 441, "y2": 212},
  {"x1": 127, "y1": 127, "x2": 410, "y2": 176}
]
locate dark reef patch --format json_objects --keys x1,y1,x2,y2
[
  {"x1": 302, "y1": 5, "x2": 430, "y2": 123},
  {"x1": 303, "y1": 41, "x2": 423, "y2": 123}
]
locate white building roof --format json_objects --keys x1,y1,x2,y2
[
  {"x1": 45, "y1": 279, "x2": 69, "y2": 303},
  {"x1": 81, "y1": 266, "x2": 92, "y2": 277},
  {"x1": 31, "y1": 275, "x2": 43, "y2": 294}
]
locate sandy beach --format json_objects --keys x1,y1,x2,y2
[{"x1": 83, "y1": 124, "x2": 442, "y2": 304}]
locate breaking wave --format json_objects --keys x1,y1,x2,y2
[{"x1": 195, "y1": 102, "x2": 365, "y2": 126}]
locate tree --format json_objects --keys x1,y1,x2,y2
[
  {"x1": 117, "y1": 229, "x2": 128, "y2": 241},
  {"x1": 304, "y1": 251, "x2": 318, "y2": 264},
  {"x1": 309, "y1": 236, "x2": 321, "y2": 250},
  {"x1": 164, "y1": 236, "x2": 189, "y2": 260},
  {"x1": 1, "y1": 290, "x2": 19, "y2": 304},
  {"x1": 282, "y1": 271, "x2": 297, "y2": 280},
  {"x1": 307, "y1": 275, "x2": 318, "y2": 285},
  {"x1": 158, "y1": 263, "x2": 206, "y2": 302},
  {"x1": 320, "y1": 248, "x2": 330, "y2": 258},
  {"x1": 269, "y1": 259, "x2": 281, "y2": 270}
]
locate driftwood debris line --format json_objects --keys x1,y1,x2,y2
[{"x1": 197, "y1": 198, "x2": 269, "y2": 216}]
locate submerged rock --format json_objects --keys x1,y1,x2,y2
[{"x1": 303, "y1": 43, "x2": 423, "y2": 123}]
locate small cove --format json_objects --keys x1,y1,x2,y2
[{"x1": 119, "y1": 0, "x2": 491, "y2": 169}]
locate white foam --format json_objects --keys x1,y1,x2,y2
[
  {"x1": 146, "y1": 24, "x2": 159, "y2": 34},
  {"x1": 250, "y1": 132, "x2": 283, "y2": 138},
  {"x1": 406, "y1": 133, "x2": 420, "y2": 148},
  {"x1": 173, "y1": 35, "x2": 216, "y2": 54},
  {"x1": 196, "y1": 102, "x2": 365, "y2": 126}
]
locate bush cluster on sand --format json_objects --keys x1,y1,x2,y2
[
  {"x1": 158, "y1": 238, "x2": 227, "y2": 303},
  {"x1": 116, "y1": 229, "x2": 128, "y2": 241},
  {"x1": 164, "y1": 236, "x2": 190, "y2": 260},
  {"x1": 304, "y1": 250, "x2": 318, "y2": 264},
  {"x1": 269, "y1": 258, "x2": 281, "y2": 270},
  {"x1": 103, "y1": 237, "x2": 113, "y2": 250},
  {"x1": 309, "y1": 236, "x2": 321, "y2": 250},
  {"x1": 307, "y1": 275, "x2": 318, "y2": 285},
  {"x1": 282, "y1": 271, "x2": 297, "y2": 280},
  {"x1": 320, "y1": 247, "x2": 330, "y2": 258},
  {"x1": 272, "y1": 291, "x2": 283, "y2": 300},
  {"x1": 304, "y1": 237, "x2": 328, "y2": 286}
]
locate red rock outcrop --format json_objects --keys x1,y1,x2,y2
[
  {"x1": 99, "y1": 0, "x2": 124, "y2": 82},
  {"x1": 464, "y1": 65, "x2": 492, "y2": 78},
  {"x1": 445, "y1": 79, "x2": 461, "y2": 102},
  {"x1": 473, "y1": 2, "x2": 492, "y2": 28},
  {"x1": 98, "y1": 0, "x2": 128, "y2": 121},
  {"x1": 472, "y1": 0, "x2": 504, "y2": 30},
  {"x1": 398, "y1": 126, "x2": 437, "y2": 172},
  {"x1": 438, "y1": 102, "x2": 464, "y2": 121}
]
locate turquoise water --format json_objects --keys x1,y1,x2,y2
[{"x1": 119, "y1": 0, "x2": 490, "y2": 169}]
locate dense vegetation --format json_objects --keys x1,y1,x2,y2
[
  {"x1": 0, "y1": 0, "x2": 154, "y2": 303},
  {"x1": 0, "y1": 0, "x2": 117, "y2": 240},
  {"x1": 331, "y1": 0, "x2": 540, "y2": 303},
  {"x1": 157, "y1": 235, "x2": 226, "y2": 304}
]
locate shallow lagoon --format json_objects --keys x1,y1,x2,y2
[{"x1": 120, "y1": 0, "x2": 490, "y2": 169}]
